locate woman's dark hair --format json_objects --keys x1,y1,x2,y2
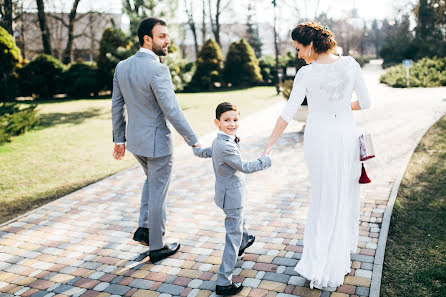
[
  {"x1": 137, "y1": 17, "x2": 166, "y2": 46},
  {"x1": 291, "y1": 22, "x2": 337, "y2": 54},
  {"x1": 216, "y1": 102, "x2": 239, "y2": 120}
]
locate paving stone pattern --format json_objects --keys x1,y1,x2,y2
[{"x1": 1, "y1": 62, "x2": 445, "y2": 297}]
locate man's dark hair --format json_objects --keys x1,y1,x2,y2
[
  {"x1": 216, "y1": 102, "x2": 239, "y2": 120},
  {"x1": 137, "y1": 17, "x2": 166, "y2": 46}
]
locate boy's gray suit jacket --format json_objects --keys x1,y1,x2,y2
[
  {"x1": 111, "y1": 52, "x2": 198, "y2": 158},
  {"x1": 193, "y1": 133, "x2": 271, "y2": 209}
]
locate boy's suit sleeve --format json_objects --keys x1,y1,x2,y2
[
  {"x1": 193, "y1": 147, "x2": 212, "y2": 158},
  {"x1": 222, "y1": 146, "x2": 271, "y2": 173}
]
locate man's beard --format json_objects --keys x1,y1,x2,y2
[{"x1": 152, "y1": 43, "x2": 167, "y2": 56}]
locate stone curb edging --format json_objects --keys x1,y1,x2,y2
[{"x1": 369, "y1": 113, "x2": 445, "y2": 297}]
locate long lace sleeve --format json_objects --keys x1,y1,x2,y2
[
  {"x1": 280, "y1": 66, "x2": 308, "y2": 123},
  {"x1": 352, "y1": 58, "x2": 371, "y2": 109}
]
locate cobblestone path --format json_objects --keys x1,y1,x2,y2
[{"x1": 1, "y1": 61, "x2": 445, "y2": 297}]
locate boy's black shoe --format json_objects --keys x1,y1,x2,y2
[
  {"x1": 238, "y1": 235, "x2": 255, "y2": 256},
  {"x1": 133, "y1": 227, "x2": 149, "y2": 246},
  {"x1": 149, "y1": 243, "x2": 180, "y2": 263},
  {"x1": 216, "y1": 283, "x2": 243, "y2": 296}
]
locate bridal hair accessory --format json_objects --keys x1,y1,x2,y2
[
  {"x1": 305, "y1": 22, "x2": 330, "y2": 35},
  {"x1": 359, "y1": 133, "x2": 375, "y2": 184}
]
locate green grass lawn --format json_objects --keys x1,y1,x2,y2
[
  {"x1": 0, "y1": 86, "x2": 281, "y2": 223},
  {"x1": 381, "y1": 115, "x2": 446, "y2": 297}
]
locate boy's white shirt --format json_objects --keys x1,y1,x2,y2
[{"x1": 217, "y1": 130, "x2": 236, "y2": 142}]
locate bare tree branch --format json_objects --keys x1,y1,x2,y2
[
  {"x1": 185, "y1": 0, "x2": 199, "y2": 58},
  {"x1": 74, "y1": 11, "x2": 96, "y2": 22},
  {"x1": 201, "y1": 0, "x2": 206, "y2": 43},
  {"x1": 208, "y1": 0, "x2": 226, "y2": 46},
  {"x1": 63, "y1": 0, "x2": 81, "y2": 64},
  {"x1": 47, "y1": 13, "x2": 68, "y2": 27}
]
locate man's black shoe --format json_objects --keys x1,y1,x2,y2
[
  {"x1": 149, "y1": 243, "x2": 181, "y2": 263},
  {"x1": 238, "y1": 235, "x2": 255, "y2": 256},
  {"x1": 133, "y1": 227, "x2": 150, "y2": 246},
  {"x1": 216, "y1": 283, "x2": 243, "y2": 296}
]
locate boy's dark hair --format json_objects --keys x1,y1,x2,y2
[
  {"x1": 216, "y1": 102, "x2": 239, "y2": 120},
  {"x1": 137, "y1": 17, "x2": 167, "y2": 46}
]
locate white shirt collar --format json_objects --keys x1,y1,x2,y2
[
  {"x1": 139, "y1": 48, "x2": 160, "y2": 63},
  {"x1": 218, "y1": 130, "x2": 235, "y2": 141}
]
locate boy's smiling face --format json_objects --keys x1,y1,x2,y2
[{"x1": 215, "y1": 110, "x2": 239, "y2": 136}]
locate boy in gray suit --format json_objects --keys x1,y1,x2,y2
[{"x1": 193, "y1": 102, "x2": 272, "y2": 295}]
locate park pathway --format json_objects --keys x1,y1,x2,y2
[{"x1": 1, "y1": 61, "x2": 445, "y2": 297}]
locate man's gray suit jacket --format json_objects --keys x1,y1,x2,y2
[
  {"x1": 193, "y1": 133, "x2": 271, "y2": 209},
  {"x1": 112, "y1": 51, "x2": 198, "y2": 157}
]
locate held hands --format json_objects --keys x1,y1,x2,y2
[
  {"x1": 263, "y1": 143, "x2": 273, "y2": 156},
  {"x1": 113, "y1": 144, "x2": 125, "y2": 160},
  {"x1": 262, "y1": 143, "x2": 273, "y2": 162},
  {"x1": 192, "y1": 142, "x2": 201, "y2": 158}
]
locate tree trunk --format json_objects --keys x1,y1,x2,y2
[
  {"x1": 208, "y1": 0, "x2": 221, "y2": 46},
  {"x1": 62, "y1": 0, "x2": 81, "y2": 64},
  {"x1": 185, "y1": 0, "x2": 199, "y2": 59},
  {"x1": 88, "y1": 12, "x2": 96, "y2": 61},
  {"x1": 1, "y1": 0, "x2": 13, "y2": 34},
  {"x1": 190, "y1": 21, "x2": 199, "y2": 59},
  {"x1": 214, "y1": 0, "x2": 221, "y2": 46},
  {"x1": 36, "y1": 0, "x2": 52, "y2": 55},
  {"x1": 201, "y1": 0, "x2": 206, "y2": 43}
]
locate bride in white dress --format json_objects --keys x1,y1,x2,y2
[{"x1": 263, "y1": 22, "x2": 371, "y2": 289}]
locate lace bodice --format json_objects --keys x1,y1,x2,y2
[{"x1": 281, "y1": 56, "x2": 371, "y2": 122}]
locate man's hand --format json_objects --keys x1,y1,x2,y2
[
  {"x1": 113, "y1": 144, "x2": 126, "y2": 160},
  {"x1": 192, "y1": 142, "x2": 202, "y2": 148}
]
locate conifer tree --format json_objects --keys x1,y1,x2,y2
[
  {"x1": 190, "y1": 38, "x2": 223, "y2": 90},
  {"x1": 223, "y1": 38, "x2": 262, "y2": 87}
]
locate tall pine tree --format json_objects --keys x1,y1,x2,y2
[
  {"x1": 223, "y1": 38, "x2": 262, "y2": 87},
  {"x1": 190, "y1": 38, "x2": 223, "y2": 90}
]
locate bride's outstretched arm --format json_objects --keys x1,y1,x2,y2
[{"x1": 263, "y1": 116, "x2": 288, "y2": 155}]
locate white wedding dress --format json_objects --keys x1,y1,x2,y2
[{"x1": 280, "y1": 56, "x2": 371, "y2": 289}]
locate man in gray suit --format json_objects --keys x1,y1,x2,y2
[
  {"x1": 112, "y1": 17, "x2": 200, "y2": 263},
  {"x1": 193, "y1": 102, "x2": 271, "y2": 295}
]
